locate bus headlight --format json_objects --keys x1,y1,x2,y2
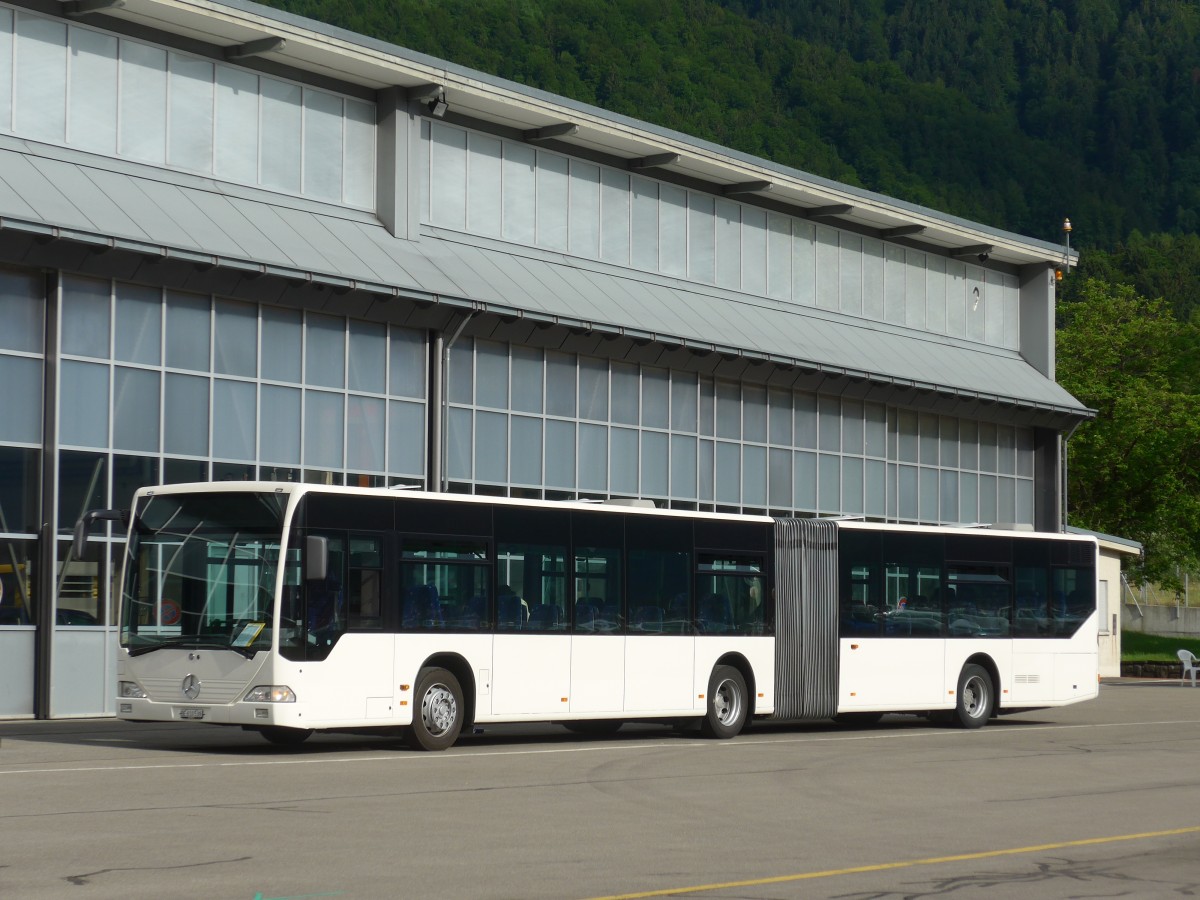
[
  {"x1": 244, "y1": 685, "x2": 297, "y2": 703},
  {"x1": 119, "y1": 681, "x2": 148, "y2": 699}
]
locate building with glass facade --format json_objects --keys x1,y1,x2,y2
[{"x1": 0, "y1": 0, "x2": 1087, "y2": 718}]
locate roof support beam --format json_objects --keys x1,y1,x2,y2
[
  {"x1": 65, "y1": 0, "x2": 125, "y2": 16},
  {"x1": 952, "y1": 244, "x2": 995, "y2": 261},
  {"x1": 628, "y1": 152, "x2": 680, "y2": 171},
  {"x1": 881, "y1": 224, "x2": 926, "y2": 239},
  {"x1": 224, "y1": 37, "x2": 286, "y2": 60},
  {"x1": 722, "y1": 180, "x2": 773, "y2": 196},
  {"x1": 807, "y1": 204, "x2": 853, "y2": 220},
  {"x1": 524, "y1": 123, "x2": 579, "y2": 142}
]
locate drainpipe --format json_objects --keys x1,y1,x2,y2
[
  {"x1": 1059, "y1": 418, "x2": 1083, "y2": 533},
  {"x1": 426, "y1": 311, "x2": 475, "y2": 493}
]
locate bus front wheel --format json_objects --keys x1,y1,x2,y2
[
  {"x1": 406, "y1": 667, "x2": 464, "y2": 751},
  {"x1": 701, "y1": 665, "x2": 748, "y2": 739},
  {"x1": 258, "y1": 726, "x2": 313, "y2": 747},
  {"x1": 954, "y1": 664, "x2": 994, "y2": 729}
]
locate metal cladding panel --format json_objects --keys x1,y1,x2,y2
[{"x1": 773, "y1": 518, "x2": 840, "y2": 720}]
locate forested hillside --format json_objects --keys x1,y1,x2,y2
[{"x1": 263, "y1": 0, "x2": 1200, "y2": 583}]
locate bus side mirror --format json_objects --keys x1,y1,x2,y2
[
  {"x1": 305, "y1": 536, "x2": 328, "y2": 582},
  {"x1": 72, "y1": 509, "x2": 126, "y2": 559}
]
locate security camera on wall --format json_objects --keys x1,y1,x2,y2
[{"x1": 977, "y1": 252, "x2": 989, "y2": 263}]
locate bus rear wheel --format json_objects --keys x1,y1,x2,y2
[
  {"x1": 406, "y1": 667, "x2": 464, "y2": 751},
  {"x1": 954, "y1": 664, "x2": 994, "y2": 729},
  {"x1": 701, "y1": 665, "x2": 748, "y2": 739}
]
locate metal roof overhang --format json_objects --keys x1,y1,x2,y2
[
  {"x1": 54, "y1": 0, "x2": 1079, "y2": 270},
  {"x1": 0, "y1": 140, "x2": 1092, "y2": 430}
]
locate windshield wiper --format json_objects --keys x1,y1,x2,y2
[{"x1": 126, "y1": 635, "x2": 260, "y2": 659}]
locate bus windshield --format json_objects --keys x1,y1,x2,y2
[{"x1": 120, "y1": 491, "x2": 294, "y2": 657}]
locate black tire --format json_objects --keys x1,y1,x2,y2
[
  {"x1": 259, "y1": 726, "x2": 313, "y2": 747},
  {"x1": 701, "y1": 665, "x2": 748, "y2": 739},
  {"x1": 954, "y1": 664, "x2": 994, "y2": 729},
  {"x1": 832, "y1": 712, "x2": 884, "y2": 726},
  {"x1": 406, "y1": 667, "x2": 464, "y2": 751},
  {"x1": 562, "y1": 719, "x2": 623, "y2": 736}
]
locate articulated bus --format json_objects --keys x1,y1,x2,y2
[{"x1": 80, "y1": 482, "x2": 1099, "y2": 749}]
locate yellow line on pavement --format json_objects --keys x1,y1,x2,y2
[{"x1": 584, "y1": 825, "x2": 1200, "y2": 899}]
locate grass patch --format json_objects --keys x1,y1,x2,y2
[{"x1": 1121, "y1": 631, "x2": 1200, "y2": 663}]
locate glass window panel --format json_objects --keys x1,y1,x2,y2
[
  {"x1": 210, "y1": 298, "x2": 256, "y2": 377},
  {"x1": 741, "y1": 208, "x2": 767, "y2": 296},
  {"x1": 979, "y1": 422, "x2": 998, "y2": 472},
  {"x1": 59, "y1": 451, "x2": 107, "y2": 535},
  {"x1": 699, "y1": 439, "x2": 714, "y2": 501},
  {"x1": 59, "y1": 360, "x2": 108, "y2": 447},
  {"x1": 446, "y1": 407, "x2": 471, "y2": 479},
  {"x1": 546, "y1": 351, "x2": 577, "y2": 417},
  {"x1": 448, "y1": 338, "x2": 473, "y2": 404},
  {"x1": 919, "y1": 467, "x2": 938, "y2": 522},
  {"x1": 960, "y1": 471, "x2": 978, "y2": 523},
  {"x1": 1016, "y1": 428, "x2": 1034, "y2": 478},
  {"x1": 862, "y1": 237, "x2": 884, "y2": 319},
  {"x1": 843, "y1": 456, "x2": 864, "y2": 514},
  {"x1": 579, "y1": 423, "x2": 607, "y2": 491},
  {"x1": 510, "y1": 415, "x2": 542, "y2": 486},
  {"x1": 547, "y1": 419, "x2": 577, "y2": 489},
  {"x1": 303, "y1": 89, "x2": 343, "y2": 202},
  {"x1": 996, "y1": 424, "x2": 1015, "y2": 475},
  {"x1": 897, "y1": 409, "x2": 918, "y2": 463},
  {"x1": 259, "y1": 384, "x2": 298, "y2": 465},
  {"x1": 568, "y1": 161, "x2": 600, "y2": 258},
  {"x1": 343, "y1": 98, "x2": 375, "y2": 208},
  {"x1": 866, "y1": 459, "x2": 886, "y2": 516},
  {"x1": 743, "y1": 386, "x2": 767, "y2": 443},
  {"x1": 985, "y1": 274, "x2": 1004, "y2": 346},
  {"x1": 578, "y1": 356, "x2": 607, "y2": 421},
  {"x1": 347, "y1": 320, "x2": 386, "y2": 394},
  {"x1": 119, "y1": 40, "x2": 166, "y2": 163},
  {"x1": 815, "y1": 225, "x2": 839, "y2": 310},
  {"x1": 347, "y1": 395, "x2": 385, "y2": 472},
  {"x1": 905, "y1": 251, "x2": 926, "y2": 329},
  {"x1": 658, "y1": 183, "x2": 687, "y2": 277},
  {"x1": 15, "y1": 13, "x2": 65, "y2": 143},
  {"x1": 536, "y1": 150, "x2": 569, "y2": 251},
  {"x1": 165, "y1": 291, "x2": 210, "y2": 371},
  {"x1": 840, "y1": 233, "x2": 862, "y2": 316},
  {"x1": 865, "y1": 403, "x2": 886, "y2": 457},
  {"x1": 671, "y1": 372, "x2": 698, "y2": 433},
  {"x1": 630, "y1": 176, "x2": 659, "y2": 271},
  {"x1": 898, "y1": 464, "x2": 918, "y2": 520},
  {"x1": 429, "y1": 122, "x2": 466, "y2": 229},
  {"x1": 611, "y1": 362, "x2": 639, "y2": 426},
  {"x1": 260, "y1": 77, "x2": 302, "y2": 192},
  {"x1": 114, "y1": 283, "x2": 161, "y2": 366},
  {"x1": 979, "y1": 473, "x2": 997, "y2": 523},
  {"x1": 511, "y1": 345, "x2": 543, "y2": 414},
  {"x1": 305, "y1": 313, "x2": 345, "y2": 389},
  {"x1": 610, "y1": 427, "x2": 638, "y2": 494},
  {"x1": 213, "y1": 379, "x2": 256, "y2": 461},
  {"x1": 919, "y1": 413, "x2": 939, "y2": 465},
  {"x1": 0, "y1": 356, "x2": 41, "y2": 443},
  {"x1": 715, "y1": 199, "x2": 740, "y2": 289},
  {"x1": 792, "y1": 222, "x2": 815, "y2": 306},
  {"x1": 599, "y1": 168, "x2": 629, "y2": 265},
  {"x1": 68, "y1": 27, "x2": 117, "y2": 155},
  {"x1": 884, "y1": 244, "x2": 906, "y2": 324},
  {"x1": 1002, "y1": 276, "x2": 1020, "y2": 350},
  {"x1": 794, "y1": 393, "x2": 817, "y2": 449},
  {"x1": 946, "y1": 259, "x2": 967, "y2": 337},
  {"x1": 0, "y1": 10, "x2": 11, "y2": 132},
  {"x1": 688, "y1": 193, "x2": 715, "y2": 283},
  {"x1": 769, "y1": 447, "x2": 791, "y2": 508},
  {"x1": 463, "y1": 132, "x2": 501, "y2": 236},
  {"x1": 939, "y1": 417, "x2": 959, "y2": 467},
  {"x1": 261, "y1": 305, "x2": 301, "y2": 382},
  {"x1": 303, "y1": 389, "x2": 342, "y2": 469},
  {"x1": 671, "y1": 434, "x2": 697, "y2": 499},
  {"x1": 0, "y1": 446, "x2": 39, "y2": 534},
  {"x1": 642, "y1": 430, "x2": 668, "y2": 495},
  {"x1": 998, "y1": 476, "x2": 1016, "y2": 523},
  {"x1": 742, "y1": 445, "x2": 766, "y2": 507},
  {"x1": 818, "y1": 396, "x2": 840, "y2": 452},
  {"x1": 388, "y1": 400, "x2": 424, "y2": 477},
  {"x1": 768, "y1": 389, "x2": 792, "y2": 445},
  {"x1": 926, "y1": 255, "x2": 947, "y2": 333},
  {"x1": 842, "y1": 400, "x2": 864, "y2": 456},
  {"x1": 113, "y1": 367, "x2": 159, "y2": 452},
  {"x1": 502, "y1": 141, "x2": 535, "y2": 244},
  {"x1": 167, "y1": 53, "x2": 213, "y2": 173},
  {"x1": 164, "y1": 373, "x2": 209, "y2": 456},
  {"x1": 389, "y1": 327, "x2": 426, "y2": 398},
  {"x1": 1016, "y1": 479, "x2": 1034, "y2": 525},
  {"x1": 940, "y1": 470, "x2": 959, "y2": 523},
  {"x1": 699, "y1": 379, "x2": 715, "y2": 437},
  {"x1": 475, "y1": 340, "x2": 509, "y2": 410},
  {"x1": 715, "y1": 442, "x2": 740, "y2": 505},
  {"x1": 214, "y1": 66, "x2": 258, "y2": 184},
  {"x1": 960, "y1": 420, "x2": 979, "y2": 470},
  {"x1": 642, "y1": 368, "x2": 669, "y2": 429},
  {"x1": 967, "y1": 267, "x2": 987, "y2": 342},
  {"x1": 767, "y1": 214, "x2": 791, "y2": 300},
  {"x1": 0, "y1": 269, "x2": 42, "y2": 353},
  {"x1": 716, "y1": 381, "x2": 740, "y2": 440},
  {"x1": 60, "y1": 275, "x2": 110, "y2": 358},
  {"x1": 472, "y1": 415, "x2": 506, "y2": 487},
  {"x1": 818, "y1": 454, "x2": 840, "y2": 513}
]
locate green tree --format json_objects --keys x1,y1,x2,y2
[{"x1": 1057, "y1": 278, "x2": 1200, "y2": 584}]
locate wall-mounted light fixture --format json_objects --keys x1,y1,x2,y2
[{"x1": 410, "y1": 84, "x2": 448, "y2": 118}]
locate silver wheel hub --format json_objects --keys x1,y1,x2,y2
[
  {"x1": 713, "y1": 678, "x2": 741, "y2": 725},
  {"x1": 421, "y1": 683, "x2": 457, "y2": 736},
  {"x1": 963, "y1": 675, "x2": 987, "y2": 718}
]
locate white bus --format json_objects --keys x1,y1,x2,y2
[{"x1": 78, "y1": 482, "x2": 1099, "y2": 750}]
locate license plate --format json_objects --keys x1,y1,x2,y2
[{"x1": 180, "y1": 707, "x2": 205, "y2": 720}]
